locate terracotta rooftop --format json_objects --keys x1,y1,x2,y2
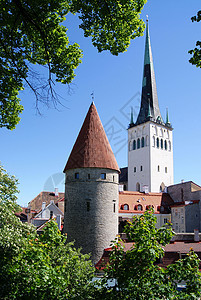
[
  {"x1": 28, "y1": 191, "x2": 65, "y2": 212},
  {"x1": 64, "y1": 102, "x2": 119, "y2": 172},
  {"x1": 119, "y1": 191, "x2": 174, "y2": 214},
  {"x1": 95, "y1": 241, "x2": 201, "y2": 270}
]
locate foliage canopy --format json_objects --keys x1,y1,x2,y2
[
  {"x1": 0, "y1": 163, "x2": 95, "y2": 299},
  {"x1": 0, "y1": 0, "x2": 147, "y2": 129},
  {"x1": 189, "y1": 10, "x2": 201, "y2": 68},
  {"x1": 100, "y1": 210, "x2": 201, "y2": 299}
]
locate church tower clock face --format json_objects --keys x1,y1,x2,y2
[{"x1": 128, "y1": 19, "x2": 173, "y2": 193}]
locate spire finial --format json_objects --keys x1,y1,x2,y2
[
  {"x1": 166, "y1": 107, "x2": 170, "y2": 125},
  {"x1": 130, "y1": 107, "x2": 134, "y2": 125},
  {"x1": 91, "y1": 91, "x2": 94, "y2": 102},
  {"x1": 146, "y1": 15, "x2": 149, "y2": 22}
]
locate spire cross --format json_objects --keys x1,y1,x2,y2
[{"x1": 91, "y1": 91, "x2": 94, "y2": 101}]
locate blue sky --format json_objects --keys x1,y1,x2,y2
[{"x1": 1, "y1": 1, "x2": 201, "y2": 207}]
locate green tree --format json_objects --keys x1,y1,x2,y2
[
  {"x1": 100, "y1": 210, "x2": 201, "y2": 299},
  {"x1": 189, "y1": 10, "x2": 201, "y2": 68},
  {"x1": 0, "y1": 163, "x2": 95, "y2": 299},
  {"x1": 1, "y1": 0, "x2": 147, "y2": 130}
]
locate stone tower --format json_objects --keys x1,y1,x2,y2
[
  {"x1": 63, "y1": 102, "x2": 119, "y2": 263},
  {"x1": 128, "y1": 19, "x2": 174, "y2": 193}
]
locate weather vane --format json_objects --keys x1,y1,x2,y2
[{"x1": 91, "y1": 91, "x2": 94, "y2": 101}]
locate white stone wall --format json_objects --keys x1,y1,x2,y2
[
  {"x1": 63, "y1": 168, "x2": 119, "y2": 264},
  {"x1": 150, "y1": 123, "x2": 174, "y2": 192},
  {"x1": 128, "y1": 123, "x2": 150, "y2": 191},
  {"x1": 128, "y1": 121, "x2": 174, "y2": 192}
]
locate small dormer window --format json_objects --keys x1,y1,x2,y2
[
  {"x1": 75, "y1": 173, "x2": 79, "y2": 179},
  {"x1": 101, "y1": 173, "x2": 106, "y2": 180}
]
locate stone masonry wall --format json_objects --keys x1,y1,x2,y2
[{"x1": 63, "y1": 168, "x2": 119, "y2": 264}]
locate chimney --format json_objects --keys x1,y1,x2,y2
[
  {"x1": 194, "y1": 229, "x2": 199, "y2": 242},
  {"x1": 119, "y1": 184, "x2": 124, "y2": 192},
  {"x1": 55, "y1": 188, "x2": 59, "y2": 197},
  {"x1": 57, "y1": 215, "x2": 62, "y2": 231},
  {"x1": 41, "y1": 202, "x2": 46, "y2": 218},
  {"x1": 42, "y1": 202, "x2": 46, "y2": 210},
  {"x1": 142, "y1": 185, "x2": 149, "y2": 194}
]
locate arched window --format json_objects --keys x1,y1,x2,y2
[
  {"x1": 137, "y1": 204, "x2": 143, "y2": 211},
  {"x1": 164, "y1": 140, "x2": 167, "y2": 150},
  {"x1": 123, "y1": 204, "x2": 129, "y2": 210},
  {"x1": 137, "y1": 138, "x2": 140, "y2": 149},
  {"x1": 141, "y1": 137, "x2": 145, "y2": 148},
  {"x1": 133, "y1": 140, "x2": 136, "y2": 150},
  {"x1": 156, "y1": 138, "x2": 159, "y2": 148},
  {"x1": 161, "y1": 139, "x2": 163, "y2": 149},
  {"x1": 136, "y1": 182, "x2": 140, "y2": 192},
  {"x1": 158, "y1": 165, "x2": 160, "y2": 172},
  {"x1": 152, "y1": 136, "x2": 155, "y2": 147}
]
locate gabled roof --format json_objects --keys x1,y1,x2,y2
[
  {"x1": 64, "y1": 102, "x2": 119, "y2": 172},
  {"x1": 33, "y1": 201, "x2": 64, "y2": 219},
  {"x1": 28, "y1": 191, "x2": 65, "y2": 211}
]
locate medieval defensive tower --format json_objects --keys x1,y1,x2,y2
[{"x1": 63, "y1": 102, "x2": 119, "y2": 263}]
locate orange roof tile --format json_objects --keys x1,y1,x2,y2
[
  {"x1": 64, "y1": 102, "x2": 119, "y2": 172},
  {"x1": 119, "y1": 191, "x2": 174, "y2": 213}
]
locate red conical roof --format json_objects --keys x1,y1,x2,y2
[{"x1": 64, "y1": 102, "x2": 120, "y2": 173}]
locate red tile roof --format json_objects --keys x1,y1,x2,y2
[
  {"x1": 119, "y1": 191, "x2": 174, "y2": 213},
  {"x1": 28, "y1": 191, "x2": 65, "y2": 211},
  {"x1": 63, "y1": 102, "x2": 119, "y2": 172},
  {"x1": 95, "y1": 241, "x2": 201, "y2": 270}
]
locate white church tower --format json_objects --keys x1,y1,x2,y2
[{"x1": 128, "y1": 19, "x2": 174, "y2": 193}]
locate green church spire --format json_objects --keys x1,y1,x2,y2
[{"x1": 136, "y1": 17, "x2": 164, "y2": 126}]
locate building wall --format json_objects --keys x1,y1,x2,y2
[
  {"x1": 168, "y1": 182, "x2": 201, "y2": 203},
  {"x1": 63, "y1": 168, "x2": 119, "y2": 264},
  {"x1": 150, "y1": 123, "x2": 173, "y2": 192},
  {"x1": 185, "y1": 203, "x2": 200, "y2": 233},
  {"x1": 128, "y1": 123, "x2": 150, "y2": 192},
  {"x1": 171, "y1": 206, "x2": 185, "y2": 233},
  {"x1": 128, "y1": 121, "x2": 173, "y2": 192}
]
